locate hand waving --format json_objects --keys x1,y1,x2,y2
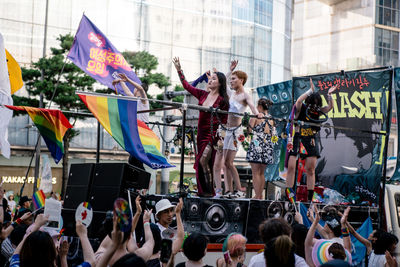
[
  {"x1": 172, "y1": 57, "x2": 182, "y2": 71},
  {"x1": 230, "y1": 60, "x2": 238, "y2": 72}
]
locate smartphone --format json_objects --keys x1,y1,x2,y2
[{"x1": 160, "y1": 239, "x2": 172, "y2": 263}]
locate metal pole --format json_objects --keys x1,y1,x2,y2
[
  {"x1": 33, "y1": 92, "x2": 43, "y2": 194},
  {"x1": 179, "y1": 108, "x2": 187, "y2": 195},
  {"x1": 161, "y1": 86, "x2": 172, "y2": 194},
  {"x1": 33, "y1": 0, "x2": 49, "y2": 194},
  {"x1": 379, "y1": 67, "x2": 393, "y2": 228},
  {"x1": 96, "y1": 121, "x2": 101, "y2": 163}
]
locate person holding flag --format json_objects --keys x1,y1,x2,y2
[
  {"x1": 112, "y1": 73, "x2": 149, "y2": 172},
  {"x1": 112, "y1": 73, "x2": 149, "y2": 123}
]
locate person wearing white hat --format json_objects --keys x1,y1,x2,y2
[{"x1": 155, "y1": 198, "x2": 184, "y2": 255}]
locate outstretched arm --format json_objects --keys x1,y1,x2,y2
[
  {"x1": 295, "y1": 78, "x2": 315, "y2": 114},
  {"x1": 173, "y1": 57, "x2": 206, "y2": 100},
  {"x1": 172, "y1": 198, "x2": 184, "y2": 255},
  {"x1": 133, "y1": 209, "x2": 154, "y2": 261},
  {"x1": 341, "y1": 207, "x2": 352, "y2": 253},
  {"x1": 118, "y1": 73, "x2": 148, "y2": 105},
  {"x1": 320, "y1": 84, "x2": 337, "y2": 113},
  {"x1": 305, "y1": 205, "x2": 319, "y2": 267},
  {"x1": 346, "y1": 221, "x2": 372, "y2": 255}
]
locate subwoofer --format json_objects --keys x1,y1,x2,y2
[
  {"x1": 64, "y1": 163, "x2": 95, "y2": 209},
  {"x1": 88, "y1": 163, "x2": 151, "y2": 212},
  {"x1": 245, "y1": 200, "x2": 296, "y2": 243},
  {"x1": 182, "y1": 198, "x2": 249, "y2": 243}
]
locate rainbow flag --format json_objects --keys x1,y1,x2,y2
[
  {"x1": 32, "y1": 189, "x2": 46, "y2": 209},
  {"x1": 5, "y1": 106, "x2": 72, "y2": 163},
  {"x1": 77, "y1": 92, "x2": 174, "y2": 169}
]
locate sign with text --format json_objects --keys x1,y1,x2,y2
[{"x1": 293, "y1": 69, "x2": 392, "y2": 203}]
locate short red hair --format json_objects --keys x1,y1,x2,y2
[{"x1": 232, "y1": 70, "x2": 248, "y2": 85}]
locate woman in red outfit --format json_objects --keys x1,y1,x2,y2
[{"x1": 173, "y1": 57, "x2": 229, "y2": 197}]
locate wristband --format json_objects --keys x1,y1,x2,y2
[
  {"x1": 144, "y1": 222, "x2": 150, "y2": 227},
  {"x1": 143, "y1": 220, "x2": 149, "y2": 224},
  {"x1": 306, "y1": 88, "x2": 313, "y2": 96},
  {"x1": 16, "y1": 218, "x2": 22, "y2": 225},
  {"x1": 11, "y1": 222, "x2": 18, "y2": 228},
  {"x1": 341, "y1": 227, "x2": 349, "y2": 236}
]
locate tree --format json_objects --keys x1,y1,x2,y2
[
  {"x1": 15, "y1": 34, "x2": 98, "y2": 196},
  {"x1": 122, "y1": 51, "x2": 170, "y2": 110}
]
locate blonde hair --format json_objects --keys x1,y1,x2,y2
[
  {"x1": 226, "y1": 234, "x2": 247, "y2": 258},
  {"x1": 273, "y1": 235, "x2": 294, "y2": 264},
  {"x1": 232, "y1": 70, "x2": 248, "y2": 85}
]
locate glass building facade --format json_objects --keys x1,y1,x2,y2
[
  {"x1": 375, "y1": 0, "x2": 400, "y2": 66},
  {"x1": 1, "y1": 0, "x2": 292, "y2": 150}
]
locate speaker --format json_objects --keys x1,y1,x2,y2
[
  {"x1": 245, "y1": 200, "x2": 296, "y2": 243},
  {"x1": 88, "y1": 163, "x2": 151, "y2": 212},
  {"x1": 182, "y1": 198, "x2": 249, "y2": 243},
  {"x1": 64, "y1": 163, "x2": 95, "y2": 209},
  {"x1": 257, "y1": 81, "x2": 292, "y2": 119}
]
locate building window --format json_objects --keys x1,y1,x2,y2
[
  {"x1": 377, "y1": 0, "x2": 399, "y2": 28},
  {"x1": 375, "y1": 28, "x2": 399, "y2": 66}
]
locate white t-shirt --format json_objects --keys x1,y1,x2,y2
[
  {"x1": 137, "y1": 99, "x2": 149, "y2": 123},
  {"x1": 248, "y1": 252, "x2": 309, "y2": 267},
  {"x1": 368, "y1": 252, "x2": 387, "y2": 267}
]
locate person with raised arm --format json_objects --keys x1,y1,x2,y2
[
  {"x1": 285, "y1": 79, "x2": 337, "y2": 202},
  {"x1": 173, "y1": 57, "x2": 229, "y2": 197},
  {"x1": 223, "y1": 64, "x2": 263, "y2": 199}
]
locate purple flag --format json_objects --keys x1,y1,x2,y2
[{"x1": 68, "y1": 15, "x2": 141, "y2": 95}]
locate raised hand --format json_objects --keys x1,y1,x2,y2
[
  {"x1": 175, "y1": 198, "x2": 183, "y2": 214},
  {"x1": 112, "y1": 79, "x2": 121, "y2": 86},
  {"x1": 111, "y1": 216, "x2": 124, "y2": 247},
  {"x1": 58, "y1": 239, "x2": 70, "y2": 258},
  {"x1": 328, "y1": 84, "x2": 338, "y2": 94},
  {"x1": 35, "y1": 213, "x2": 49, "y2": 227},
  {"x1": 135, "y1": 196, "x2": 142, "y2": 215},
  {"x1": 230, "y1": 60, "x2": 238, "y2": 71},
  {"x1": 172, "y1": 57, "x2": 182, "y2": 71},
  {"x1": 20, "y1": 211, "x2": 32, "y2": 222},
  {"x1": 76, "y1": 220, "x2": 87, "y2": 237},
  {"x1": 118, "y1": 73, "x2": 128, "y2": 82},
  {"x1": 340, "y1": 206, "x2": 350, "y2": 225},
  {"x1": 143, "y1": 209, "x2": 152, "y2": 222},
  {"x1": 205, "y1": 70, "x2": 212, "y2": 81},
  {"x1": 309, "y1": 78, "x2": 315, "y2": 92},
  {"x1": 213, "y1": 67, "x2": 218, "y2": 73}
]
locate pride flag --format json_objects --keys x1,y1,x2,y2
[
  {"x1": 5, "y1": 106, "x2": 73, "y2": 163},
  {"x1": 77, "y1": 92, "x2": 173, "y2": 169},
  {"x1": 32, "y1": 189, "x2": 46, "y2": 210},
  {"x1": 68, "y1": 15, "x2": 141, "y2": 95}
]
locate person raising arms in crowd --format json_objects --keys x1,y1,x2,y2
[
  {"x1": 173, "y1": 57, "x2": 229, "y2": 197},
  {"x1": 223, "y1": 66, "x2": 263, "y2": 199},
  {"x1": 285, "y1": 79, "x2": 337, "y2": 202}
]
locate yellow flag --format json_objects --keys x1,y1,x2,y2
[{"x1": 5, "y1": 49, "x2": 23, "y2": 94}]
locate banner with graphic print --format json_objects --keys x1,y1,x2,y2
[
  {"x1": 256, "y1": 80, "x2": 293, "y2": 182},
  {"x1": 292, "y1": 69, "x2": 392, "y2": 203},
  {"x1": 68, "y1": 15, "x2": 141, "y2": 95}
]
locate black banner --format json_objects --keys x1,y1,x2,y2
[{"x1": 292, "y1": 69, "x2": 392, "y2": 203}]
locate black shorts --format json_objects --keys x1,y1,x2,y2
[{"x1": 288, "y1": 134, "x2": 320, "y2": 159}]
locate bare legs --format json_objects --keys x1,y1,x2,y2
[
  {"x1": 250, "y1": 163, "x2": 267, "y2": 199},
  {"x1": 213, "y1": 150, "x2": 224, "y2": 192},
  {"x1": 223, "y1": 149, "x2": 246, "y2": 193},
  {"x1": 285, "y1": 154, "x2": 317, "y2": 201},
  {"x1": 305, "y1": 156, "x2": 317, "y2": 191},
  {"x1": 285, "y1": 155, "x2": 297, "y2": 189}
]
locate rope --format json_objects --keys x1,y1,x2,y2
[{"x1": 75, "y1": 91, "x2": 387, "y2": 136}]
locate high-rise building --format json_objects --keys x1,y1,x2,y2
[{"x1": 292, "y1": 0, "x2": 399, "y2": 76}]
